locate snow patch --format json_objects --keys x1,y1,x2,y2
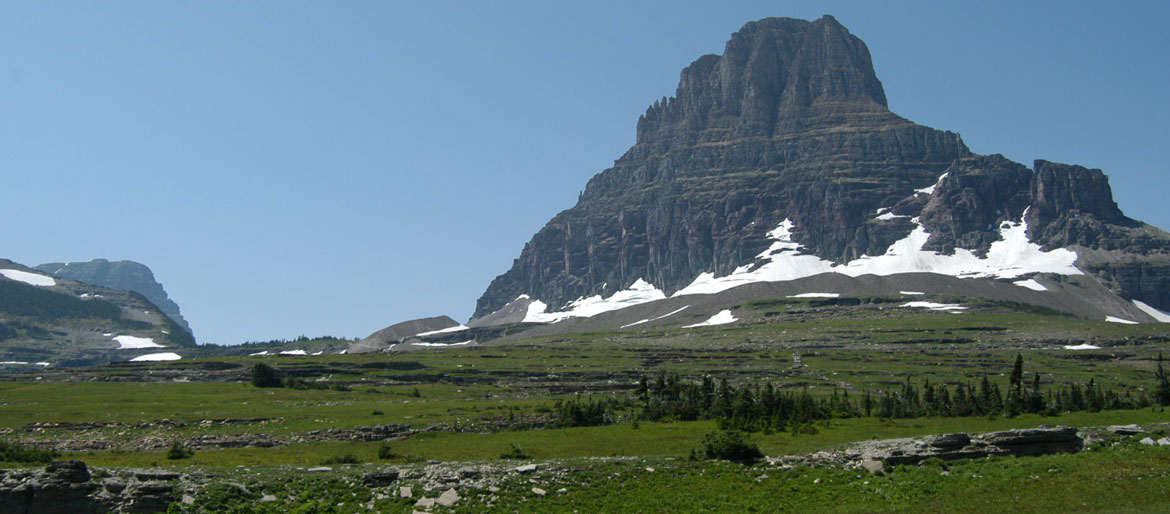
[
  {"x1": 0, "y1": 269, "x2": 56, "y2": 287},
  {"x1": 0, "y1": 361, "x2": 29, "y2": 365},
  {"x1": 875, "y1": 212, "x2": 909, "y2": 221},
  {"x1": 787, "y1": 293, "x2": 839, "y2": 298},
  {"x1": 673, "y1": 212, "x2": 1080, "y2": 298},
  {"x1": 682, "y1": 309, "x2": 738, "y2": 328},
  {"x1": 35, "y1": 362, "x2": 50, "y2": 367},
  {"x1": 113, "y1": 335, "x2": 164, "y2": 349},
  {"x1": 1063, "y1": 344, "x2": 1101, "y2": 350},
  {"x1": 249, "y1": 351, "x2": 269, "y2": 356},
  {"x1": 279, "y1": 350, "x2": 307, "y2": 356},
  {"x1": 1105, "y1": 316, "x2": 1138, "y2": 325},
  {"x1": 415, "y1": 325, "x2": 470, "y2": 337},
  {"x1": 1013, "y1": 279, "x2": 1048, "y2": 291},
  {"x1": 311, "y1": 351, "x2": 324, "y2": 356},
  {"x1": 130, "y1": 352, "x2": 181, "y2": 362},
  {"x1": 900, "y1": 291, "x2": 925, "y2": 296},
  {"x1": 901, "y1": 301, "x2": 967, "y2": 312},
  {"x1": 523, "y1": 278, "x2": 666, "y2": 323},
  {"x1": 1132, "y1": 300, "x2": 1170, "y2": 323}
]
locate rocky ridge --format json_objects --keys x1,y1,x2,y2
[{"x1": 36, "y1": 259, "x2": 192, "y2": 336}]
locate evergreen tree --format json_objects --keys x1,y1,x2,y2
[{"x1": 1156, "y1": 353, "x2": 1170, "y2": 406}]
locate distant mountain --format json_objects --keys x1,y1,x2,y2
[
  {"x1": 472, "y1": 15, "x2": 1170, "y2": 327},
  {"x1": 35, "y1": 259, "x2": 192, "y2": 336},
  {"x1": 0, "y1": 259, "x2": 195, "y2": 369}
]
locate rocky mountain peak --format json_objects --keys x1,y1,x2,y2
[
  {"x1": 636, "y1": 15, "x2": 893, "y2": 149},
  {"x1": 35, "y1": 259, "x2": 192, "y2": 335}
]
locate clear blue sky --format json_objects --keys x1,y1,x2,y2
[{"x1": 2, "y1": 1, "x2": 1167, "y2": 345}]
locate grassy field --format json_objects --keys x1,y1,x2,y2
[{"x1": 2, "y1": 301, "x2": 1169, "y2": 511}]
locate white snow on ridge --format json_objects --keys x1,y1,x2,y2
[
  {"x1": 249, "y1": 351, "x2": 269, "y2": 356},
  {"x1": 788, "y1": 293, "x2": 839, "y2": 298},
  {"x1": 1063, "y1": 344, "x2": 1101, "y2": 350},
  {"x1": 0, "y1": 269, "x2": 56, "y2": 287},
  {"x1": 415, "y1": 325, "x2": 470, "y2": 337},
  {"x1": 1013, "y1": 279, "x2": 1048, "y2": 291},
  {"x1": 1133, "y1": 300, "x2": 1170, "y2": 323},
  {"x1": 130, "y1": 352, "x2": 181, "y2": 362},
  {"x1": 113, "y1": 335, "x2": 164, "y2": 349},
  {"x1": 900, "y1": 291, "x2": 925, "y2": 296},
  {"x1": 682, "y1": 309, "x2": 738, "y2": 328},
  {"x1": 0, "y1": 361, "x2": 29, "y2": 365},
  {"x1": 673, "y1": 213, "x2": 1080, "y2": 298},
  {"x1": 279, "y1": 350, "x2": 307, "y2": 356},
  {"x1": 1105, "y1": 316, "x2": 1138, "y2": 325},
  {"x1": 524, "y1": 278, "x2": 666, "y2": 323}
]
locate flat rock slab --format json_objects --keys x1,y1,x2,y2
[
  {"x1": 532, "y1": 487, "x2": 546, "y2": 496},
  {"x1": 1109, "y1": 424, "x2": 1145, "y2": 435},
  {"x1": 515, "y1": 464, "x2": 537, "y2": 473},
  {"x1": 399, "y1": 486, "x2": 412, "y2": 498}
]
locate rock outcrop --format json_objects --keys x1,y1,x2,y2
[
  {"x1": 0, "y1": 460, "x2": 175, "y2": 514},
  {"x1": 473, "y1": 15, "x2": 1170, "y2": 320},
  {"x1": 36, "y1": 259, "x2": 192, "y2": 336}
]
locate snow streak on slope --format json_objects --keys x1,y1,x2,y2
[
  {"x1": 416, "y1": 325, "x2": 470, "y2": 337},
  {"x1": 682, "y1": 309, "x2": 738, "y2": 328},
  {"x1": 621, "y1": 305, "x2": 691, "y2": 329},
  {"x1": 1013, "y1": 279, "x2": 1047, "y2": 291},
  {"x1": 0, "y1": 269, "x2": 56, "y2": 286},
  {"x1": 1105, "y1": 316, "x2": 1138, "y2": 325},
  {"x1": 524, "y1": 278, "x2": 666, "y2": 323},
  {"x1": 674, "y1": 213, "x2": 1080, "y2": 297},
  {"x1": 1133, "y1": 300, "x2": 1170, "y2": 323}
]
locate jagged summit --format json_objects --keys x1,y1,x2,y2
[
  {"x1": 472, "y1": 15, "x2": 1170, "y2": 325},
  {"x1": 36, "y1": 259, "x2": 192, "y2": 335}
]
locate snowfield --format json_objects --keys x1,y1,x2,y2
[
  {"x1": 279, "y1": 350, "x2": 307, "y2": 356},
  {"x1": 113, "y1": 335, "x2": 164, "y2": 349},
  {"x1": 130, "y1": 352, "x2": 181, "y2": 362},
  {"x1": 683, "y1": 310, "x2": 738, "y2": 328},
  {"x1": 413, "y1": 340, "x2": 474, "y2": 347},
  {"x1": 1063, "y1": 344, "x2": 1101, "y2": 350},
  {"x1": 0, "y1": 269, "x2": 56, "y2": 287},
  {"x1": 1105, "y1": 316, "x2": 1138, "y2": 325},
  {"x1": 788, "y1": 293, "x2": 839, "y2": 298}
]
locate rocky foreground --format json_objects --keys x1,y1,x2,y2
[{"x1": 3, "y1": 422, "x2": 1167, "y2": 513}]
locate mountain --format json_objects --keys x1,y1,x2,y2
[
  {"x1": 0, "y1": 259, "x2": 195, "y2": 369},
  {"x1": 35, "y1": 259, "x2": 192, "y2": 336},
  {"x1": 472, "y1": 15, "x2": 1170, "y2": 327}
]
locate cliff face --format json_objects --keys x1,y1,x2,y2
[
  {"x1": 35, "y1": 259, "x2": 192, "y2": 335},
  {"x1": 473, "y1": 15, "x2": 1170, "y2": 319}
]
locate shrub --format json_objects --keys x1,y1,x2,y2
[
  {"x1": 250, "y1": 363, "x2": 283, "y2": 388},
  {"x1": 0, "y1": 439, "x2": 58, "y2": 463},
  {"x1": 322, "y1": 453, "x2": 360, "y2": 465},
  {"x1": 499, "y1": 443, "x2": 530, "y2": 460},
  {"x1": 378, "y1": 442, "x2": 398, "y2": 460},
  {"x1": 699, "y1": 430, "x2": 763, "y2": 465},
  {"x1": 165, "y1": 441, "x2": 193, "y2": 460}
]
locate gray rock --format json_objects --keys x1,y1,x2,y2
[
  {"x1": 532, "y1": 487, "x2": 546, "y2": 496},
  {"x1": 1140, "y1": 437, "x2": 1156, "y2": 446},
  {"x1": 306, "y1": 467, "x2": 332, "y2": 472},
  {"x1": 436, "y1": 488, "x2": 460, "y2": 506},
  {"x1": 861, "y1": 460, "x2": 884, "y2": 474},
  {"x1": 399, "y1": 486, "x2": 412, "y2": 498},
  {"x1": 923, "y1": 433, "x2": 970, "y2": 450},
  {"x1": 415, "y1": 497, "x2": 435, "y2": 507},
  {"x1": 1158, "y1": 437, "x2": 1170, "y2": 446},
  {"x1": 260, "y1": 494, "x2": 278, "y2": 502},
  {"x1": 515, "y1": 464, "x2": 538, "y2": 473}
]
